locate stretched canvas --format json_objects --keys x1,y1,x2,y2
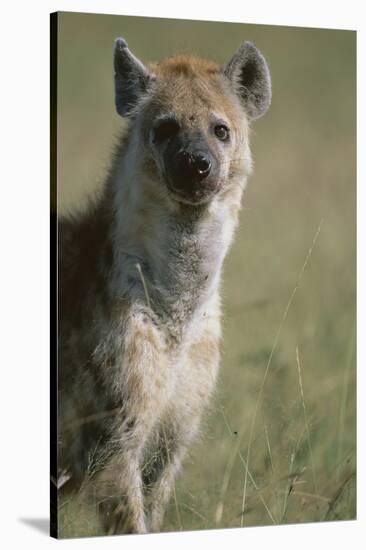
[{"x1": 50, "y1": 11, "x2": 356, "y2": 538}]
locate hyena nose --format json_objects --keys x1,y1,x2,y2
[
  {"x1": 176, "y1": 151, "x2": 212, "y2": 180},
  {"x1": 195, "y1": 153, "x2": 212, "y2": 179}
]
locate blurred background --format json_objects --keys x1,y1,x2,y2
[{"x1": 56, "y1": 12, "x2": 356, "y2": 536}]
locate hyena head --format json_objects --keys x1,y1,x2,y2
[{"x1": 114, "y1": 38, "x2": 271, "y2": 207}]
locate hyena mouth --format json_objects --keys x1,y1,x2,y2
[{"x1": 167, "y1": 180, "x2": 220, "y2": 205}]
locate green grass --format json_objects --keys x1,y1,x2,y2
[{"x1": 56, "y1": 12, "x2": 356, "y2": 537}]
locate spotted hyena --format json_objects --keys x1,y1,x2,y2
[{"x1": 57, "y1": 37, "x2": 271, "y2": 535}]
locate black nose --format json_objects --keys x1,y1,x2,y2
[{"x1": 175, "y1": 150, "x2": 212, "y2": 180}]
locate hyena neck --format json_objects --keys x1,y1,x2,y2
[{"x1": 109, "y1": 140, "x2": 241, "y2": 334}]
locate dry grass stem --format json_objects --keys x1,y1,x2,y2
[{"x1": 296, "y1": 345, "x2": 317, "y2": 493}]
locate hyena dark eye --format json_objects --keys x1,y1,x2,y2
[
  {"x1": 153, "y1": 118, "x2": 180, "y2": 143},
  {"x1": 214, "y1": 124, "x2": 230, "y2": 142}
]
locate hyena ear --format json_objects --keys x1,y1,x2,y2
[
  {"x1": 223, "y1": 42, "x2": 271, "y2": 120},
  {"x1": 114, "y1": 38, "x2": 153, "y2": 117}
]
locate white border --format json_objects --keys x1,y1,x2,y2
[{"x1": 0, "y1": 1, "x2": 364, "y2": 549}]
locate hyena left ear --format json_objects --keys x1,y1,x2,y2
[
  {"x1": 223, "y1": 42, "x2": 271, "y2": 120},
  {"x1": 114, "y1": 38, "x2": 153, "y2": 117}
]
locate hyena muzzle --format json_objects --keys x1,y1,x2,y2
[{"x1": 57, "y1": 37, "x2": 271, "y2": 536}]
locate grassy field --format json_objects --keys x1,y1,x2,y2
[{"x1": 56, "y1": 12, "x2": 356, "y2": 537}]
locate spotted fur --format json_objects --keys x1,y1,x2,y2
[{"x1": 58, "y1": 39, "x2": 271, "y2": 534}]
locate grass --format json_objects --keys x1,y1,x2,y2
[{"x1": 56, "y1": 13, "x2": 356, "y2": 537}]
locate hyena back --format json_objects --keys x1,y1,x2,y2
[{"x1": 58, "y1": 38, "x2": 271, "y2": 535}]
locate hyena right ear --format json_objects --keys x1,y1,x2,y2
[
  {"x1": 114, "y1": 38, "x2": 153, "y2": 117},
  {"x1": 223, "y1": 42, "x2": 271, "y2": 120}
]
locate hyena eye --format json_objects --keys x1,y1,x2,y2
[
  {"x1": 153, "y1": 118, "x2": 180, "y2": 143},
  {"x1": 214, "y1": 124, "x2": 230, "y2": 142}
]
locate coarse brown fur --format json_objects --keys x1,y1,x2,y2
[{"x1": 57, "y1": 39, "x2": 271, "y2": 535}]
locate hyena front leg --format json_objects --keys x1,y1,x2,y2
[
  {"x1": 147, "y1": 333, "x2": 220, "y2": 532},
  {"x1": 98, "y1": 313, "x2": 170, "y2": 535},
  {"x1": 100, "y1": 429, "x2": 149, "y2": 535},
  {"x1": 146, "y1": 417, "x2": 201, "y2": 533}
]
